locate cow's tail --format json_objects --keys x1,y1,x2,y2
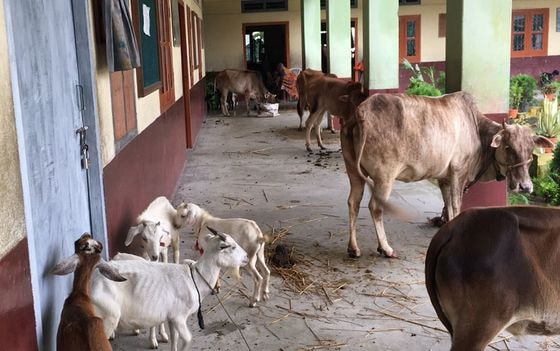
[
  {"x1": 354, "y1": 110, "x2": 411, "y2": 219},
  {"x1": 296, "y1": 73, "x2": 306, "y2": 120},
  {"x1": 425, "y1": 225, "x2": 454, "y2": 335}
]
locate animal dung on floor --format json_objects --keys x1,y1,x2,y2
[{"x1": 270, "y1": 244, "x2": 295, "y2": 268}]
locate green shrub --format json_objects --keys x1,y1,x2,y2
[
  {"x1": 533, "y1": 174, "x2": 560, "y2": 205},
  {"x1": 508, "y1": 192, "x2": 529, "y2": 205},
  {"x1": 205, "y1": 71, "x2": 220, "y2": 111},
  {"x1": 550, "y1": 141, "x2": 560, "y2": 176},
  {"x1": 509, "y1": 81, "x2": 523, "y2": 109},
  {"x1": 511, "y1": 74, "x2": 537, "y2": 111},
  {"x1": 406, "y1": 81, "x2": 442, "y2": 97}
]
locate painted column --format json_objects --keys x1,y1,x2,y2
[
  {"x1": 301, "y1": 0, "x2": 321, "y2": 70},
  {"x1": 326, "y1": 0, "x2": 351, "y2": 77},
  {"x1": 446, "y1": 0, "x2": 512, "y2": 209},
  {"x1": 363, "y1": 0, "x2": 399, "y2": 94}
]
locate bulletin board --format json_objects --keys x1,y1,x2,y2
[{"x1": 133, "y1": 0, "x2": 162, "y2": 96}]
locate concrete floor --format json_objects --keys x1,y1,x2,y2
[{"x1": 112, "y1": 110, "x2": 554, "y2": 351}]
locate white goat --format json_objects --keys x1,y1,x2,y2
[
  {"x1": 125, "y1": 196, "x2": 188, "y2": 264},
  {"x1": 91, "y1": 228, "x2": 248, "y2": 351},
  {"x1": 124, "y1": 196, "x2": 188, "y2": 348},
  {"x1": 184, "y1": 203, "x2": 271, "y2": 307}
]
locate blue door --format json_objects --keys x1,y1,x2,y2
[{"x1": 6, "y1": 0, "x2": 92, "y2": 349}]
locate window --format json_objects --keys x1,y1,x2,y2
[
  {"x1": 438, "y1": 13, "x2": 446, "y2": 38},
  {"x1": 399, "y1": 0, "x2": 420, "y2": 5},
  {"x1": 320, "y1": 0, "x2": 358, "y2": 9},
  {"x1": 111, "y1": 71, "x2": 137, "y2": 149},
  {"x1": 399, "y1": 15, "x2": 421, "y2": 63},
  {"x1": 241, "y1": 0, "x2": 287, "y2": 13},
  {"x1": 556, "y1": 8, "x2": 560, "y2": 32},
  {"x1": 158, "y1": 0, "x2": 175, "y2": 112},
  {"x1": 191, "y1": 12, "x2": 200, "y2": 69},
  {"x1": 511, "y1": 9, "x2": 549, "y2": 57}
]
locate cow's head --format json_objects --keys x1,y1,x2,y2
[
  {"x1": 338, "y1": 82, "x2": 368, "y2": 119},
  {"x1": 263, "y1": 91, "x2": 277, "y2": 103},
  {"x1": 491, "y1": 122, "x2": 554, "y2": 193}
]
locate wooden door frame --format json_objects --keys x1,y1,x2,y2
[
  {"x1": 179, "y1": 0, "x2": 193, "y2": 148},
  {"x1": 242, "y1": 21, "x2": 290, "y2": 69}
]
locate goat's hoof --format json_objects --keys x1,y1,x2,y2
[
  {"x1": 160, "y1": 333, "x2": 169, "y2": 343},
  {"x1": 249, "y1": 300, "x2": 258, "y2": 308},
  {"x1": 306, "y1": 145, "x2": 312, "y2": 153},
  {"x1": 109, "y1": 332, "x2": 115, "y2": 340},
  {"x1": 262, "y1": 293, "x2": 270, "y2": 301},
  {"x1": 133, "y1": 329, "x2": 140, "y2": 336},
  {"x1": 150, "y1": 344, "x2": 158, "y2": 349},
  {"x1": 347, "y1": 248, "x2": 361, "y2": 258},
  {"x1": 377, "y1": 247, "x2": 398, "y2": 258}
]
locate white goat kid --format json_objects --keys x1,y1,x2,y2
[
  {"x1": 184, "y1": 203, "x2": 271, "y2": 307},
  {"x1": 125, "y1": 196, "x2": 189, "y2": 264},
  {"x1": 91, "y1": 228, "x2": 248, "y2": 351}
]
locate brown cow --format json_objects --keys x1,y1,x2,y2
[
  {"x1": 214, "y1": 69, "x2": 275, "y2": 116},
  {"x1": 426, "y1": 206, "x2": 560, "y2": 351},
  {"x1": 297, "y1": 72, "x2": 364, "y2": 152},
  {"x1": 296, "y1": 69, "x2": 337, "y2": 134},
  {"x1": 344, "y1": 92, "x2": 552, "y2": 258}
]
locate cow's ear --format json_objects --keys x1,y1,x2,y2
[
  {"x1": 339, "y1": 95, "x2": 350, "y2": 103},
  {"x1": 490, "y1": 132, "x2": 503, "y2": 148},
  {"x1": 534, "y1": 135, "x2": 555, "y2": 149}
]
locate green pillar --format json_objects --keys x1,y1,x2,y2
[
  {"x1": 326, "y1": 0, "x2": 351, "y2": 77},
  {"x1": 301, "y1": 0, "x2": 321, "y2": 70},
  {"x1": 446, "y1": 0, "x2": 512, "y2": 209},
  {"x1": 363, "y1": 0, "x2": 399, "y2": 92}
]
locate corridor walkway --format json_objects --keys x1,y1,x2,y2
[{"x1": 112, "y1": 111, "x2": 547, "y2": 350}]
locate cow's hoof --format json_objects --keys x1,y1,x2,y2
[
  {"x1": 347, "y1": 248, "x2": 361, "y2": 258},
  {"x1": 330, "y1": 129, "x2": 336, "y2": 134},
  {"x1": 319, "y1": 145, "x2": 327, "y2": 150},
  {"x1": 306, "y1": 145, "x2": 313, "y2": 152},
  {"x1": 377, "y1": 247, "x2": 398, "y2": 258}
]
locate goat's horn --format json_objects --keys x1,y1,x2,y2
[{"x1": 207, "y1": 226, "x2": 227, "y2": 241}]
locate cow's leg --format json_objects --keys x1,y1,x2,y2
[
  {"x1": 368, "y1": 181, "x2": 397, "y2": 258},
  {"x1": 313, "y1": 109, "x2": 327, "y2": 150},
  {"x1": 346, "y1": 171, "x2": 366, "y2": 258},
  {"x1": 297, "y1": 99, "x2": 305, "y2": 131},
  {"x1": 220, "y1": 90, "x2": 230, "y2": 116},
  {"x1": 327, "y1": 112, "x2": 336, "y2": 134},
  {"x1": 439, "y1": 181, "x2": 454, "y2": 221},
  {"x1": 305, "y1": 109, "x2": 321, "y2": 152},
  {"x1": 232, "y1": 93, "x2": 237, "y2": 116},
  {"x1": 245, "y1": 90, "x2": 251, "y2": 116}
]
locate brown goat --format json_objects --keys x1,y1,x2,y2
[{"x1": 52, "y1": 233, "x2": 126, "y2": 351}]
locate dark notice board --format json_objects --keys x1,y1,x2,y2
[{"x1": 134, "y1": 0, "x2": 161, "y2": 95}]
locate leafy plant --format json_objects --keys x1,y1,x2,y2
[
  {"x1": 406, "y1": 81, "x2": 442, "y2": 97},
  {"x1": 508, "y1": 192, "x2": 529, "y2": 205},
  {"x1": 509, "y1": 81, "x2": 523, "y2": 109},
  {"x1": 533, "y1": 174, "x2": 560, "y2": 205},
  {"x1": 510, "y1": 74, "x2": 537, "y2": 111},
  {"x1": 205, "y1": 71, "x2": 220, "y2": 111},
  {"x1": 537, "y1": 97, "x2": 560, "y2": 138},
  {"x1": 402, "y1": 59, "x2": 445, "y2": 96}
]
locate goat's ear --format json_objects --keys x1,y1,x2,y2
[
  {"x1": 51, "y1": 254, "x2": 79, "y2": 275},
  {"x1": 125, "y1": 225, "x2": 143, "y2": 246},
  {"x1": 97, "y1": 260, "x2": 126, "y2": 282}
]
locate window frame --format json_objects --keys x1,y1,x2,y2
[
  {"x1": 158, "y1": 0, "x2": 175, "y2": 112},
  {"x1": 511, "y1": 8, "x2": 549, "y2": 58},
  {"x1": 241, "y1": 0, "x2": 288, "y2": 13},
  {"x1": 399, "y1": 15, "x2": 421, "y2": 64},
  {"x1": 131, "y1": 0, "x2": 163, "y2": 97},
  {"x1": 438, "y1": 13, "x2": 446, "y2": 38}
]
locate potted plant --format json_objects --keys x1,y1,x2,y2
[
  {"x1": 509, "y1": 81, "x2": 522, "y2": 118},
  {"x1": 542, "y1": 84, "x2": 558, "y2": 101},
  {"x1": 537, "y1": 96, "x2": 560, "y2": 152}
]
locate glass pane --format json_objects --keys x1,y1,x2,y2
[
  {"x1": 407, "y1": 21, "x2": 416, "y2": 37},
  {"x1": 532, "y1": 33, "x2": 543, "y2": 49},
  {"x1": 407, "y1": 39, "x2": 416, "y2": 56},
  {"x1": 513, "y1": 34, "x2": 524, "y2": 51},
  {"x1": 533, "y1": 14, "x2": 544, "y2": 31},
  {"x1": 513, "y1": 15, "x2": 525, "y2": 32}
]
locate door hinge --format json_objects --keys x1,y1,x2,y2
[
  {"x1": 75, "y1": 84, "x2": 85, "y2": 111},
  {"x1": 76, "y1": 126, "x2": 89, "y2": 170}
]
